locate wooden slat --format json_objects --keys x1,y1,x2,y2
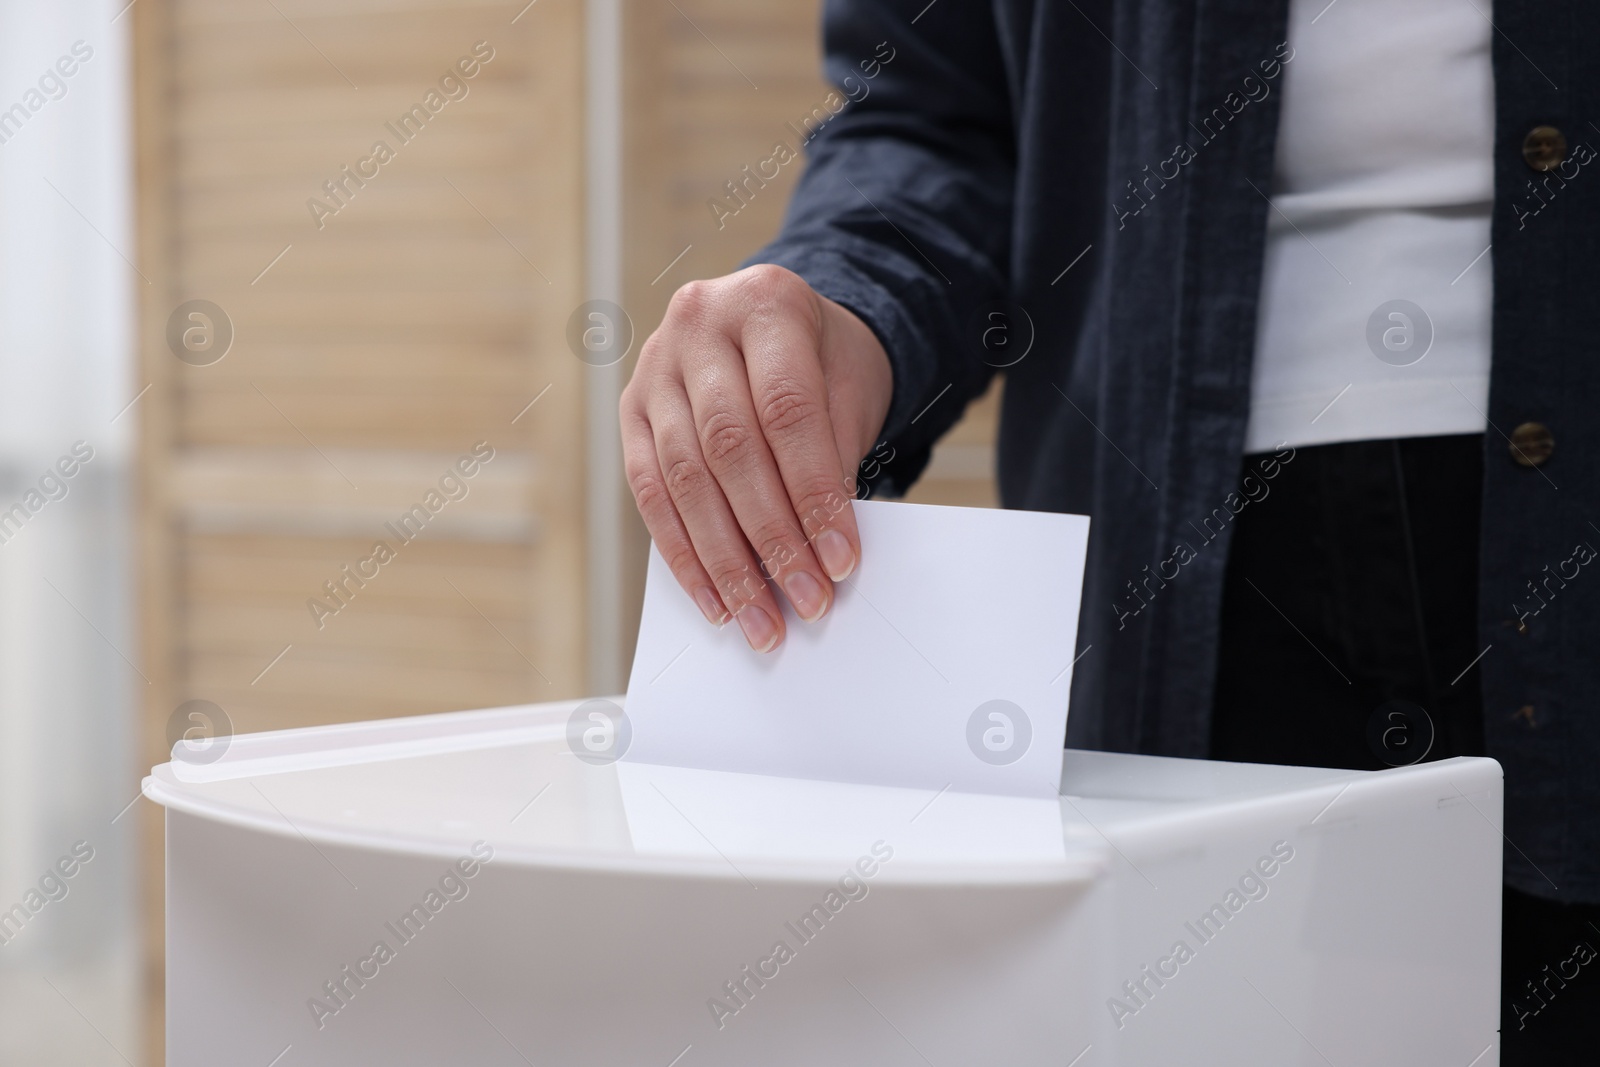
[{"x1": 171, "y1": 447, "x2": 540, "y2": 539}]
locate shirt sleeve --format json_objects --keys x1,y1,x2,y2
[{"x1": 747, "y1": 0, "x2": 1016, "y2": 497}]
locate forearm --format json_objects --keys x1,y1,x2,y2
[{"x1": 750, "y1": 0, "x2": 1017, "y2": 494}]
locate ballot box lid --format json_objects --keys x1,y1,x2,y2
[{"x1": 143, "y1": 698, "x2": 1452, "y2": 887}]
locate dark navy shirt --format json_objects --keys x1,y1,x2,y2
[{"x1": 754, "y1": 0, "x2": 1600, "y2": 903}]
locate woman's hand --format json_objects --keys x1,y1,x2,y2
[{"x1": 620, "y1": 264, "x2": 893, "y2": 651}]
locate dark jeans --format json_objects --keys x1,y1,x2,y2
[{"x1": 1210, "y1": 434, "x2": 1599, "y2": 1063}]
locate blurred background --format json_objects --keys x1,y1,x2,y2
[{"x1": 0, "y1": 0, "x2": 998, "y2": 1061}]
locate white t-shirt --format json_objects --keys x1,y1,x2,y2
[{"x1": 1244, "y1": 0, "x2": 1495, "y2": 454}]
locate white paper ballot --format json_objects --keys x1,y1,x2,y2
[
  {"x1": 622, "y1": 498, "x2": 1091, "y2": 798},
  {"x1": 615, "y1": 760, "x2": 1070, "y2": 868}
]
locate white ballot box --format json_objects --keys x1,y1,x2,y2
[{"x1": 146, "y1": 698, "x2": 1503, "y2": 1066}]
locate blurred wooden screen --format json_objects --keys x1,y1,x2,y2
[{"x1": 137, "y1": 0, "x2": 587, "y2": 742}]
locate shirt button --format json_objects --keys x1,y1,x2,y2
[
  {"x1": 1509, "y1": 422, "x2": 1555, "y2": 467},
  {"x1": 1522, "y1": 126, "x2": 1568, "y2": 171}
]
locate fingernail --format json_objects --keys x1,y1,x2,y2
[
  {"x1": 694, "y1": 587, "x2": 728, "y2": 626},
  {"x1": 815, "y1": 528, "x2": 856, "y2": 581},
  {"x1": 782, "y1": 571, "x2": 828, "y2": 622},
  {"x1": 735, "y1": 605, "x2": 779, "y2": 653}
]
